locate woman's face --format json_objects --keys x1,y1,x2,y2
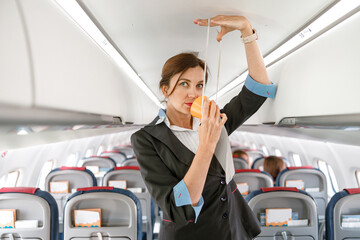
[{"x1": 163, "y1": 66, "x2": 204, "y2": 115}]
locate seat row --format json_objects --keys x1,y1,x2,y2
[
  {"x1": 44, "y1": 165, "x2": 153, "y2": 240},
  {"x1": 0, "y1": 186, "x2": 142, "y2": 240},
  {"x1": 2, "y1": 186, "x2": 358, "y2": 240},
  {"x1": 234, "y1": 166, "x2": 327, "y2": 219}
]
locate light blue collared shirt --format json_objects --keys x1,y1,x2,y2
[{"x1": 244, "y1": 74, "x2": 276, "y2": 98}]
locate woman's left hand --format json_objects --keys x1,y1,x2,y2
[{"x1": 193, "y1": 15, "x2": 252, "y2": 42}]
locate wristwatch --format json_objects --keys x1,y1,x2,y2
[{"x1": 240, "y1": 29, "x2": 258, "y2": 44}]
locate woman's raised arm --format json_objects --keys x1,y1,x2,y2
[{"x1": 194, "y1": 15, "x2": 271, "y2": 85}]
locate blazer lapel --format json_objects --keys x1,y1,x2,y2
[
  {"x1": 144, "y1": 116, "x2": 224, "y2": 178},
  {"x1": 144, "y1": 118, "x2": 195, "y2": 167}
]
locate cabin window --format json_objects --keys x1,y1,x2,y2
[
  {"x1": 250, "y1": 142, "x2": 257, "y2": 150},
  {"x1": 0, "y1": 170, "x2": 20, "y2": 187},
  {"x1": 274, "y1": 148, "x2": 282, "y2": 157},
  {"x1": 291, "y1": 153, "x2": 302, "y2": 166},
  {"x1": 318, "y1": 159, "x2": 339, "y2": 198},
  {"x1": 356, "y1": 170, "x2": 360, "y2": 187},
  {"x1": 37, "y1": 160, "x2": 55, "y2": 190},
  {"x1": 261, "y1": 145, "x2": 269, "y2": 156},
  {"x1": 97, "y1": 146, "x2": 104, "y2": 155},
  {"x1": 85, "y1": 149, "x2": 94, "y2": 158},
  {"x1": 66, "y1": 153, "x2": 78, "y2": 166}
]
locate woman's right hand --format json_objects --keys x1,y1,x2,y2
[{"x1": 197, "y1": 98, "x2": 227, "y2": 153}]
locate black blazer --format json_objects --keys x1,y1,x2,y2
[{"x1": 131, "y1": 86, "x2": 266, "y2": 240}]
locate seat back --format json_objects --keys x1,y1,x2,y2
[
  {"x1": 45, "y1": 166, "x2": 97, "y2": 235},
  {"x1": 326, "y1": 188, "x2": 360, "y2": 240},
  {"x1": 251, "y1": 156, "x2": 265, "y2": 170},
  {"x1": 121, "y1": 158, "x2": 139, "y2": 167},
  {"x1": 45, "y1": 166, "x2": 97, "y2": 192},
  {"x1": 102, "y1": 167, "x2": 153, "y2": 240},
  {"x1": 0, "y1": 187, "x2": 58, "y2": 240},
  {"x1": 101, "y1": 150, "x2": 127, "y2": 166},
  {"x1": 244, "y1": 149, "x2": 264, "y2": 163},
  {"x1": 276, "y1": 166, "x2": 327, "y2": 219},
  {"x1": 80, "y1": 156, "x2": 117, "y2": 185},
  {"x1": 233, "y1": 158, "x2": 249, "y2": 169},
  {"x1": 112, "y1": 146, "x2": 135, "y2": 159},
  {"x1": 233, "y1": 169, "x2": 273, "y2": 196},
  {"x1": 81, "y1": 156, "x2": 116, "y2": 169},
  {"x1": 63, "y1": 186, "x2": 142, "y2": 240},
  {"x1": 246, "y1": 187, "x2": 318, "y2": 240}
]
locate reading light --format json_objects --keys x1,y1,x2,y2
[
  {"x1": 211, "y1": 0, "x2": 360, "y2": 100},
  {"x1": 55, "y1": 0, "x2": 163, "y2": 108}
]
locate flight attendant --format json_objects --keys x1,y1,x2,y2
[{"x1": 131, "y1": 15, "x2": 276, "y2": 240}]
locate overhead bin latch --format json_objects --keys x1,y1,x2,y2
[
  {"x1": 278, "y1": 117, "x2": 296, "y2": 126},
  {"x1": 112, "y1": 116, "x2": 123, "y2": 125}
]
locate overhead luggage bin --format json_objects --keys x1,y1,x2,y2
[
  {"x1": 326, "y1": 188, "x2": 360, "y2": 240},
  {"x1": 246, "y1": 187, "x2": 318, "y2": 240},
  {"x1": 63, "y1": 186, "x2": 142, "y2": 240},
  {"x1": 0, "y1": 187, "x2": 58, "y2": 240}
]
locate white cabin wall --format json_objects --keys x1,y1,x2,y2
[
  {"x1": 0, "y1": 1, "x2": 33, "y2": 106},
  {"x1": 218, "y1": 11, "x2": 360, "y2": 124},
  {"x1": 326, "y1": 142, "x2": 360, "y2": 188},
  {"x1": 0, "y1": 129, "x2": 138, "y2": 188}
]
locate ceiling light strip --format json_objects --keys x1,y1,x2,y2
[
  {"x1": 55, "y1": 0, "x2": 162, "y2": 108},
  {"x1": 212, "y1": 0, "x2": 360, "y2": 100}
]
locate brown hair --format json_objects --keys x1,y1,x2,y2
[
  {"x1": 263, "y1": 156, "x2": 286, "y2": 181},
  {"x1": 159, "y1": 53, "x2": 208, "y2": 97},
  {"x1": 233, "y1": 150, "x2": 249, "y2": 163}
]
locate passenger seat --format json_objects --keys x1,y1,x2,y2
[
  {"x1": 0, "y1": 187, "x2": 59, "y2": 240},
  {"x1": 246, "y1": 187, "x2": 319, "y2": 240},
  {"x1": 102, "y1": 166, "x2": 154, "y2": 240},
  {"x1": 63, "y1": 186, "x2": 142, "y2": 240},
  {"x1": 326, "y1": 188, "x2": 360, "y2": 240},
  {"x1": 45, "y1": 166, "x2": 97, "y2": 239}
]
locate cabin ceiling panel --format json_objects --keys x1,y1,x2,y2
[{"x1": 77, "y1": 0, "x2": 336, "y2": 100}]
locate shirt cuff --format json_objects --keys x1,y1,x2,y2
[
  {"x1": 173, "y1": 179, "x2": 204, "y2": 223},
  {"x1": 244, "y1": 74, "x2": 276, "y2": 99}
]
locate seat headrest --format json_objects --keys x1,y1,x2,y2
[
  {"x1": 0, "y1": 187, "x2": 39, "y2": 194},
  {"x1": 90, "y1": 155, "x2": 111, "y2": 159},
  {"x1": 114, "y1": 166, "x2": 140, "y2": 171},
  {"x1": 261, "y1": 187, "x2": 299, "y2": 192},
  {"x1": 60, "y1": 166, "x2": 86, "y2": 171},
  {"x1": 77, "y1": 186, "x2": 114, "y2": 192},
  {"x1": 235, "y1": 169, "x2": 261, "y2": 173},
  {"x1": 344, "y1": 188, "x2": 360, "y2": 194},
  {"x1": 288, "y1": 166, "x2": 313, "y2": 170}
]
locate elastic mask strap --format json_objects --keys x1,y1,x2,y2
[
  {"x1": 201, "y1": 18, "x2": 210, "y2": 117},
  {"x1": 215, "y1": 39, "x2": 221, "y2": 103}
]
